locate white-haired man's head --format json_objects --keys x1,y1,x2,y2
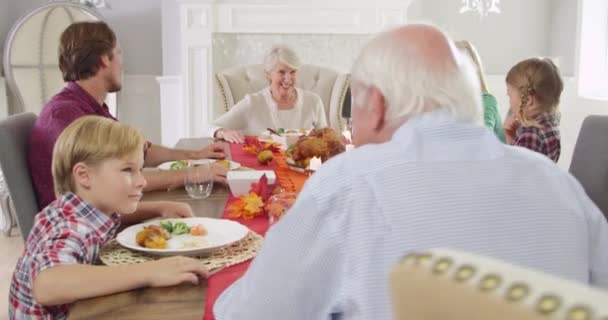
[{"x1": 350, "y1": 24, "x2": 482, "y2": 146}]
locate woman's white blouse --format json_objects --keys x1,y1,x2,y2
[{"x1": 206, "y1": 87, "x2": 328, "y2": 137}]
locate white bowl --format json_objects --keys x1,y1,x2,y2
[{"x1": 227, "y1": 170, "x2": 276, "y2": 196}]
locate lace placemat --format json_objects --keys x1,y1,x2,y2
[{"x1": 100, "y1": 231, "x2": 263, "y2": 271}]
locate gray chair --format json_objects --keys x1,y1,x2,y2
[
  {"x1": 0, "y1": 112, "x2": 39, "y2": 240},
  {"x1": 569, "y1": 115, "x2": 608, "y2": 221}
]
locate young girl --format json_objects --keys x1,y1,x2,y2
[
  {"x1": 456, "y1": 40, "x2": 505, "y2": 142},
  {"x1": 504, "y1": 58, "x2": 563, "y2": 162}
]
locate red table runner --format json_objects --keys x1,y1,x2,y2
[{"x1": 202, "y1": 142, "x2": 308, "y2": 320}]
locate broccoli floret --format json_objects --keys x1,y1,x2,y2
[
  {"x1": 170, "y1": 160, "x2": 188, "y2": 170},
  {"x1": 159, "y1": 220, "x2": 173, "y2": 233},
  {"x1": 171, "y1": 222, "x2": 190, "y2": 235}
]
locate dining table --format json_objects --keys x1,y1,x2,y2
[
  {"x1": 68, "y1": 138, "x2": 230, "y2": 320},
  {"x1": 68, "y1": 137, "x2": 310, "y2": 320}
]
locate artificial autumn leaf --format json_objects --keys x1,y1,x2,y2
[
  {"x1": 249, "y1": 174, "x2": 278, "y2": 202},
  {"x1": 242, "y1": 193, "x2": 264, "y2": 218},
  {"x1": 242, "y1": 137, "x2": 263, "y2": 155},
  {"x1": 226, "y1": 200, "x2": 247, "y2": 219}
]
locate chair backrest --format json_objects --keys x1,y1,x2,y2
[
  {"x1": 0, "y1": 112, "x2": 39, "y2": 240},
  {"x1": 2, "y1": 2, "x2": 101, "y2": 115},
  {"x1": 569, "y1": 115, "x2": 608, "y2": 221},
  {"x1": 391, "y1": 248, "x2": 608, "y2": 320},
  {"x1": 214, "y1": 64, "x2": 350, "y2": 131}
]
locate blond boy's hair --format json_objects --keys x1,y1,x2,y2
[{"x1": 52, "y1": 116, "x2": 145, "y2": 196}]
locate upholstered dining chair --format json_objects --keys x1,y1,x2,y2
[
  {"x1": 2, "y1": 1, "x2": 102, "y2": 115},
  {"x1": 214, "y1": 64, "x2": 350, "y2": 131},
  {"x1": 391, "y1": 248, "x2": 608, "y2": 320},
  {"x1": 569, "y1": 115, "x2": 608, "y2": 222},
  {"x1": 0, "y1": 112, "x2": 39, "y2": 240}
]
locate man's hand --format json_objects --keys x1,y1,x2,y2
[
  {"x1": 157, "y1": 201, "x2": 194, "y2": 218},
  {"x1": 188, "y1": 142, "x2": 226, "y2": 160},
  {"x1": 141, "y1": 256, "x2": 209, "y2": 287},
  {"x1": 216, "y1": 129, "x2": 245, "y2": 144},
  {"x1": 207, "y1": 163, "x2": 228, "y2": 184}
]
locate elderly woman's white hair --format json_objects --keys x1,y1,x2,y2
[
  {"x1": 263, "y1": 45, "x2": 302, "y2": 74},
  {"x1": 351, "y1": 24, "x2": 482, "y2": 126}
]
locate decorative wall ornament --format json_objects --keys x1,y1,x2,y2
[
  {"x1": 459, "y1": 0, "x2": 501, "y2": 18},
  {"x1": 51, "y1": 0, "x2": 111, "y2": 10}
]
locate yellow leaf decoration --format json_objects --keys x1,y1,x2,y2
[{"x1": 227, "y1": 192, "x2": 265, "y2": 220}]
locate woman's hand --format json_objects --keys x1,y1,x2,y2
[{"x1": 216, "y1": 128, "x2": 245, "y2": 144}]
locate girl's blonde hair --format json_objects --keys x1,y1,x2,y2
[
  {"x1": 506, "y1": 57, "x2": 563, "y2": 126},
  {"x1": 52, "y1": 116, "x2": 145, "y2": 196}
]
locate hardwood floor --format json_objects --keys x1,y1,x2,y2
[{"x1": 1, "y1": 233, "x2": 24, "y2": 320}]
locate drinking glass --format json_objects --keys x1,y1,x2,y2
[{"x1": 184, "y1": 160, "x2": 213, "y2": 198}]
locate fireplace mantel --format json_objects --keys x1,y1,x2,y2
[{"x1": 158, "y1": 0, "x2": 413, "y2": 146}]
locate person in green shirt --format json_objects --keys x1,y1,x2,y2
[{"x1": 456, "y1": 40, "x2": 506, "y2": 142}]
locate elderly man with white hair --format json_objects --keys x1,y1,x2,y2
[
  {"x1": 208, "y1": 45, "x2": 328, "y2": 143},
  {"x1": 213, "y1": 24, "x2": 608, "y2": 319}
]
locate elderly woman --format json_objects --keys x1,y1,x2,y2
[{"x1": 208, "y1": 46, "x2": 328, "y2": 143}]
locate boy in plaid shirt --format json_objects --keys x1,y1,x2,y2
[
  {"x1": 504, "y1": 58, "x2": 563, "y2": 162},
  {"x1": 10, "y1": 117, "x2": 209, "y2": 319}
]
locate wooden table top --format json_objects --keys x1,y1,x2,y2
[{"x1": 68, "y1": 138, "x2": 231, "y2": 320}]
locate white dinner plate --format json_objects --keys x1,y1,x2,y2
[
  {"x1": 158, "y1": 159, "x2": 233, "y2": 171},
  {"x1": 116, "y1": 217, "x2": 249, "y2": 256}
]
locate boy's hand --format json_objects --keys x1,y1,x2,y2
[
  {"x1": 158, "y1": 201, "x2": 193, "y2": 218},
  {"x1": 144, "y1": 256, "x2": 209, "y2": 287}
]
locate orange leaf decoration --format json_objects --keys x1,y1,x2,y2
[
  {"x1": 242, "y1": 137, "x2": 281, "y2": 155},
  {"x1": 242, "y1": 193, "x2": 264, "y2": 215},
  {"x1": 227, "y1": 192, "x2": 265, "y2": 220}
]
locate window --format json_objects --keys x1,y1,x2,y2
[{"x1": 577, "y1": 0, "x2": 608, "y2": 99}]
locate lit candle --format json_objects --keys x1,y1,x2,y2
[
  {"x1": 342, "y1": 130, "x2": 352, "y2": 144},
  {"x1": 308, "y1": 156, "x2": 322, "y2": 171}
]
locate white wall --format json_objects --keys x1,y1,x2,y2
[
  {"x1": 161, "y1": 0, "x2": 180, "y2": 76},
  {"x1": 550, "y1": 0, "x2": 578, "y2": 76},
  {"x1": 117, "y1": 75, "x2": 162, "y2": 144},
  {"x1": 409, "y1": 0, "x2": 554, "y2": 75}
]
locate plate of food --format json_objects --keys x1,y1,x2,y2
[
  {"x1": 116, "y1": 217, "x2": 249, "y2": 256},
  {"x1": 259, "y1": 128, "x2": 305, "y2": 143},
  {"x1": 210, "y1": 159, "x2": 240, "y2": 170},
  {"x1": 158, "y1": 160, "x2": 191, "y2": 171}
]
